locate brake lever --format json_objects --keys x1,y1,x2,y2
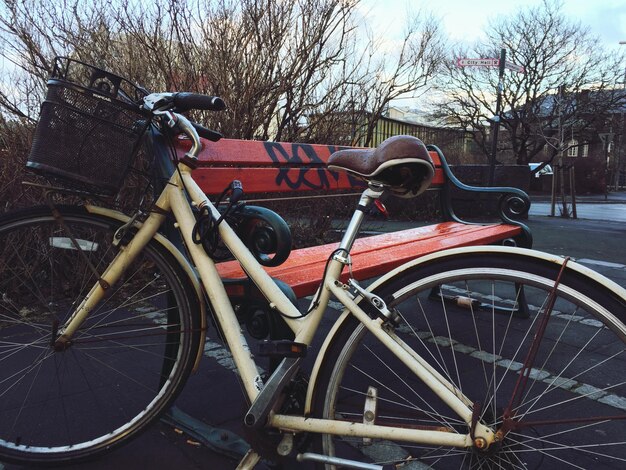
[
  {"x1": 156, "y1": 111, "x2": 203, "y2": 160},
  {"x1": 173, "y1": 113, "x2": 203, "y2": 160},
  {"x1": 142, "y1": 92, "x2": 175, "y2": 112}
]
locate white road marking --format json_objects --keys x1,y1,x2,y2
[{"x1": 577, "y1": 259, "x2": 626, "y2": 269}]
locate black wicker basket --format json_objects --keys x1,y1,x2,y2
[{"x1": 26, "y1": 57, "x2": 151, "y2": 195}]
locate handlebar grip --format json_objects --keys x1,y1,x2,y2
[
  {"x1": 173, "y1": 93, "x2": 226, "y2": 112},
  {"x1": 192, "y1": 123, "x2": 223, "y2": 142}
]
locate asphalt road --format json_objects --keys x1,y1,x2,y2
[
  {"x1": 525, "y1": 209, "x2": 626, "y2": 291},
  {"x1": 3, "y1": 201, "x2": 626, "y2": 470}
]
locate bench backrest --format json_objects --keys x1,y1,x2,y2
[
  {"x1": 175, "y1": 137, "x2": 445, "y2": 196},
  {"x1": 174, "y1": 136, "x2": 533, "y2": 248}
]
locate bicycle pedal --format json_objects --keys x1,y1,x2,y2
[{"x1": 258, "y1": 340, "x2": 307, "y2": 358}]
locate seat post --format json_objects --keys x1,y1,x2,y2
[{"x1": 336, "y1": 185, "x2": 385, "y2": 256}]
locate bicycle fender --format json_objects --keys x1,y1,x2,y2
[
  {"x1": 85, "y1": 205, "x2": 207, "y2": 372},
  {"x1": 304, "y1": 245, "x2": 626, "y2": 415}
]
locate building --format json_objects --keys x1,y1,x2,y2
[
  {"x1": 355, "y1": 106, "x2": 477, "y2": 164},
  {"x1": 505, "y1": 89, "x2": 626, "y2": 192}
]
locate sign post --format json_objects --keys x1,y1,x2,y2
[{"x1": 488, "y1": 48, "x2": 507, "y2": 186}]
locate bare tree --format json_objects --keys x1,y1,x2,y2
[
  {"x1": 0, "y1": 0, "x2": 445, "y2": 149},
  {"x1": 354, "y1": 11, "x2": 446, "y2": 146},
  {"x1": 435, "y1": 0, "x2": 625, "y2": 167}
]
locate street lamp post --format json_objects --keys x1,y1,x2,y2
[{"x1": 617, "y1": 42, "x2": 626, "y2": 190}]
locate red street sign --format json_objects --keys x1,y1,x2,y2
[
  {"x1": 504, "y1": 61, "x2": 525, "y2": 73},
  {"x1": 457, "y1": 58, "x2": 499, "y2": 67},
  {"x1": 457, "y1": 58, "x2": 525, "y2": 73}
]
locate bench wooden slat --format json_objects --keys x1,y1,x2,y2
[
  {"x1": 216, "y1": 222, "x2": 521, "y2": 298},
  {"x1": 192, "y1": 167, "x2": 365, "y2": 195},
  {"x1": 193, "y1": 167, "x2": 445, "y2": 196},
  {"x1": 177, "y1": 138, "x2": 445, "y2": 195},
  {"x1": 180, "y1": 138, "x2": 342, "y2": 165}
]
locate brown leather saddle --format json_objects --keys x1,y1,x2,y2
[{"x1": 328, "y1": 135, "x2": 435, "y2": 198}]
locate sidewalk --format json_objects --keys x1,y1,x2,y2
[
  {"x1": 529, "y1": 190, "x2": 626, "y2": 204},
  {"x1": 529, "y1": 191, "x2": 626, "y2": 222}
]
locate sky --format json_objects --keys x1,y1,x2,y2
[
  {"x1": 362, "y1": 0, "x2": 626, "y2": 51},
  {"x1": 358, "y1": 0, "x2": 626, "y2": 108}
]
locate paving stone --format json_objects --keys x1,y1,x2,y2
[
  {"x1": 470, "y1": 350, "x2": 502, "y2": 363},
  {"x1": 452, "y1": 343, "x2": 475, "y2": 354},
  {"x1": 598, "y1": 394, "x2": 626, "y2": 411},
  {"x1": 432, "y1": 336, "x2": 455, "y2": 347},
  {"x1": 579, "y1": 318, "x2": 604, "y2": 328},
  {"x1": 543, "y1": 375, "x2": 577, "y2": 390},
  {"x1": 496, "y1": 359, "x2": 524, "y2": 371},
  {"x1": 417, "y1": 331, "x2": 433, "y2": 340},
  {"x1": 554, "y1": 313, "x2": 584, "y2": 322},
  {"x1": 577, "y1": 259, "x2": 626, "y2": 269},
  {"x1": 526, "y1": 368, "x2": 551, "y2": 380},
  {"x1": 573, "y1": 383, "x2": 607, "y2": 400}
]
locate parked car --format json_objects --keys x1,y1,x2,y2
[{"x1": 529, "y1": 163, "x2": 553, "y2": 178}]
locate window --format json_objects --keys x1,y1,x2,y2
[
  {"x1": 567, "y1": 139, "x2": 578, "y2": 157},
  {"x1": 581, "y1": 142, "x2": 589, "y2": 157}
]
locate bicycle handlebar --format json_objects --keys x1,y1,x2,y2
[
  {"x1": 142, "y1": 91, "x2": 225, "y2": 146},
  {"x1": 173, "y1": 93, "x2": 226, "y2": 112},
  {"x1": 143, "y1": 92, "x2": 226, "y2": 115}
]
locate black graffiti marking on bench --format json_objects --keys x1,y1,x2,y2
[{"x1": 263, "y1": 141, "x2": 364, "y2": 190}]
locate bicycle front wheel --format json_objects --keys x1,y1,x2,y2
[
  {"x1": 0, "y1": 205, "x2": 201, "y2": 465},
  {"x1": 313, "y1": 249, "x2": 626, "y2": 469}
]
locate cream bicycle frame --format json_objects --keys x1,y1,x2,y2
[{"x1": 56, "y1": 159, "x2": 494, "y2": 449}]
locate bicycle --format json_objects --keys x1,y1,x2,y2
[{"x1": 0, "y1": 57, "x2": 625, "y2": 469}]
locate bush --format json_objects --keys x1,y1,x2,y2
[
  {"x1": 0, "y1": 121, "x2": 36, "y2": 212},
  {"x1": 572, "y1": 158, "x2": 606, "y2": 194}
]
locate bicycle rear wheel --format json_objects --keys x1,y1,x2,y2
[
  {"x1": 313, "y1": 250, "x2": 626, "y2": 469},
  {"x1": 0, "y1": 205, "x2": 201, "y2": 464}
]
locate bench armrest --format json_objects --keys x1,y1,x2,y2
[{"x1": 427, "y1": 145, "x2": 533, "y2": 248}]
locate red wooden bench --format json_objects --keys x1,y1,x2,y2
[{"x1": 175, "y1": 137, "x2": 532, "y2": 301}]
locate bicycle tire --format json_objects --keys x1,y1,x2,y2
[
  {"x1": 312, "y1": 250, "x2": 626, "y2": 469},
  {"x1": 0, "y1": 205, "x2": 201, "y2": 465}
]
